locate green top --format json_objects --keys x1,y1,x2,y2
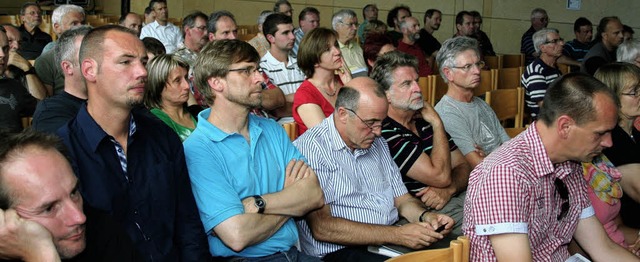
[{"x1": 150, "y1": 108, "x2": 197, "y2": 142}]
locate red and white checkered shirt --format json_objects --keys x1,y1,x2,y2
[{"x1": 463, "y1": 124, "x2": 594, "y2": 261}]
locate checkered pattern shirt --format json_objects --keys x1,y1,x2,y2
[{"x1": 462, "y1": 124, "x2": 594, "y2": 261}]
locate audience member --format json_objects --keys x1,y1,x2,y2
[
  {"x1": 141, "y1": 36, "x2": 165, "y2": 60},
  {"x1": 260, "y1": 13, "x2": 305, "y2": 123},
  {"x1": 333, "y1": 9, "x2": 367, "y2": 76},
  {"x1": 0, "y1": 130, "x2": 141, "y2": 261},
  {"x1": 363, "y1": 33, "x2": 395, "y2": 71},
  {"x1": 397, "y1": 16, "x2": 432, "y2": 76},
  {"x1": 32, "y1": 26, "x2": 90, "y2": 134},
  {"x1": 469, "y1": 11, "x2": 496, "y2": 56},
  {"x1": 247, "y1": 11, "x2": 273, "y2": 58},
  {"x1": 357, "y1": 4, "x2": 378, "y2": 45},
  {"x1": 292, "y1": 7, "x2": 320, "y2": 57},
  {"x1": 2, "y1": 24, "x2": 47, "y2": 100},
  {"x1": 453, "y1": 11, "x2": 474, "y2": 38},
  {"x1": 617, "y1": 38, "x2": 640, "y2": 67},
  {"x1": 35, "y1": 4, "x2": 85, "y2": 96},
  {"x1": 143, "y1": 6, "x2": 155, "y2": 26},
  {"x1": 294, "y1": 28, "x2": 351, "y2": 135},
  {"x1": 184, "y1": 39, "x2": 323, "y2": 259},
  {"x1": 207, "y1": 10, "x2": 238, "y2": 41},
  {"x1": 42, "y1": 4, "x2": 85, "y2": 54},
  {"x1": 174, "y1": 11, "x2": 209, "y2": 67},
  {"x1": 596, "y1": 63, "x2": 640, "y2": 230},
  {"x1": 373, "y1": 51, "x2": 472, "y2": 236},
  {"x1": 57, "y1": 25, "x2": 209, "y2": 261},
  {"x1": 17, "y1": 2, "x2": 51, "y2": 59},
  {"x1": 361, "y1": 19, "x2": 387, "y2": 43},
  {"x1": 119, "y1": 12, "x2": 143, "y2": 36},
  {"x1": 463, "y1": 73, "x2": 638, "y2": 261},
  {"x1": 273, "y1": 0, "x2": 293, "y2": 17},
  {"x1": 294, "y1": 77, "x2": 454, "y2": 260},
  {"x1": 623, "y1": 24, "x2": 635, "y2": 42},
  {"x1": 521, "y1": 8, "x2": 548, "y2": 65},
  {"x1": 434, "y1": 37, "x2": 509, "y2": 167},
  {"x1": 419, "y1": 9, "x2": 442, "y2": 68},
  {"x1": 521, "y1": 28, "x2": 564, "y2": 119},
  {"x1": 563, "y1": 17, "x2": 594, "y2": 71},
  {"x1": 139, "y1": 0, "x2": 182, "y2": 53},
  {"x1": 144, "y1": 54, "x2": 196, "y2": 141},
  {"x1": 0, "y1": 28, "x2": 36, "y2": 133},
  {"x1": 582, "y1": 16, "x2": 624, "y2": 75},
  {"x1": 386, "y1": 5, "x2": 411, "y2": 46}
]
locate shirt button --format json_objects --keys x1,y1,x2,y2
[{"x1": 134, "y1": 209, "x2": 138, "y2": 215}]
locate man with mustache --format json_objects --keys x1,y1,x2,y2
[
  {"x1": 0, "y1": 131, "x2": 139, "y2": 261},
  {"x1": 397, "y1": 16, "x2": 432, "y2": 77},
  {"x1": 56, "y1": 25, "x2": 209, "y2": 261},
  {"x1": 463, "y1": 73, "x2": 639, "y2": 261},
  {"x1": 260, "y1": 13, "x2": 306, "y2": 123}
]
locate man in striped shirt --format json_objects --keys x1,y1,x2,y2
[
  {"x1": 373, "y1": 51, "x2": 472, "y2": 237},
  {"x1": 521, "y1": 28, "x2": 563, "y2": 120},
  {"x1": 294, "y1": 77, "x2": 454, "y2": 260},
  {"x1": 260, "y1": 13, "x2": 306, "y2": 123}
]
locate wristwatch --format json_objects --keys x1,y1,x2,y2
[{"x1": 253, "y1": 195, "x2": 266, "y2": 214}]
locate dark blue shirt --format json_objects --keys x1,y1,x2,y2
[{"x1": 57, "y1": 104, "x2": 209, "y2": 262}]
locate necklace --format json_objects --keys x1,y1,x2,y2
[{"x1": 323, "y1": 87, "x2": 337, "y2": 96}]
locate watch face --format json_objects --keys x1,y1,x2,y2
[{"x1": 256, "y1": 198, "x2": 265, "y2": 208}]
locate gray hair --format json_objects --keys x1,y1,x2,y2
[
  {"x1": 617, "y1": 38, "x2": 640, "y2": 63},
  {"x1": 52, "y1": 4, "x2": 84, "y2": 25},
  {"x1": 208, "y1": 10, "x2": 236, "y2": 34},
  {"x1": 371, "y1": 51, "x2": 419, "y2": 92},
  {"x1": 436, "y1": 36, "x2": 480, "y2": 83},
  {"x1": 258, "y1": 10, "x2": 273, "y2": 25},
  {"x1": 55, "y1": 25, "x2": 91, "y2": 67},
  {"x1": 530, "y1": 8, "x2": 547, "y2": 20},
  {"x1": 533, "y1": 28, "x2": 559, "y2": 54},
  {"x1": 399, "y1": 16, "x2": 417, "y2": 31},
  {"x1": 332, "y1": 9, "x2": 356, "y2": 30}
]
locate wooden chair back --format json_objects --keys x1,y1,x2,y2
[
  {"x1": 484, "y1": 55, "x2": 501, "y2": 69},
  {"x1": 474, "y1": 70, "x2": 496, "y2": 97},
  {"x1": 0, "y1": 15, "x2": 19, "y2": 26},
  {"x1": 505, "y1": 127, "x2": 527, "y2": 138},
  {"x1": 485, "y1": 87, "x2": 525, "y2": 128},
  {"x1": 282, "y1": 122, "x2": 298, "y2": 141},
  {"x1": 495, "y1": 67, "x2": 523, "y2": 90},
  {"x1": 418, "y1": 76, "x2": 433, "y2": 106},
  {"x1": 386, "y1": 236, "x2": 470, "y2": 262},
  {"x1": 239, "y1": 33, "x2": 257, "y2": 42},
  {"x1": 21, "y1": 117, "x2": 32, "y2": 130},
  {"x1": 502, "y1": 53, "x2": 524, "y2": 68},
  {"x1": 430, "y1": 75, "x2": 448, "y2": 106},
  {"x1": 557, "y1": 63, "x2": 572, "y2": 75}
]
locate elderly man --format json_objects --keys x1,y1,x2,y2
[
  {"x1": 333, "y1": 9, "x2": 367, "y2": 76},
  {"x1": 294, "y1": 77, "x2": 454, "y2": 260},
  {"x1": 434, "y1": 37, "x2": 509, "y2": 168},
  {"x1": 463, "y1": 73, "x2": 639, "y2": 261},
  {"x1": 397, "y1": 16, "x2": 432, "y2": 76},
  {"x1": 273, "y1": 0, "x2": 293, "y2": 17},
  {"x1": 582, "y1": 16, "x2": 624, "y2": 75},
  {"x1": 2, "y1": 24, "x2": 47, "y2": 100},
  {"x1": 563, "y1": 17, "x2": 594, "y2": 71},
  {"x1": 57, "y1": 25, "x2": 209, "y2": 261},
  {"x1": 184, "y1": 39, "x2": 323, "y2": 259},
  {"x1": 32, "y1": 26, "x2": 90, "y2": 134},
  {"x1": 173, "y1": 11, "x2": 209, "y2": 68},
  {"x1": 0, "y1": 131, "x2": 141, "y2": 261},
  {"x1": 373, "y1": 51, "x2": 472, "y2": 237},
  {"x1": 357, "y1": 4, "x2": 378, "y2": 44},
  {"x1": 139, "y1": 0, "x2": 182, "y2": 53},
  {"x1": 521, "y1": 8, "x2": 549, "y2": 65},
  {"x1": 119, "y1": 12, "x2": 142, "y2": 36},
  {"x1": 34, "y1": 4, "x2": 85, "y2": 96},
  {"x1": 292, "y1": 7, "x2": 320, "y2": 57},
  {"x1": 0, "y1": 28, "x2": 36, "y2": 133},
  {"x1": 260, "y1": 13, "x2": 305, "y2": 123},
  {"x1": 17, "y1": 2, "x2": 51, "y2": 59},
  {"x1": 386, "y1": 5, "x2": 411, "y2": 46},
  {"x1": 521, "y1": 28, "x2": 564, "y2": 120},
  {"x1": 248, "y1": 11, "x2": 273, "y2": 58},
  {"x1": 418, "y1": 9, "x2": 442, "y2": 67},
  {"x1": 208, "y1": 10, "x2": 238, "y2": 41}
]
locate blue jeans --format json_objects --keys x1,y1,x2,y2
[{"x1": 214, "y1": 247, "x2": 321, "y2": 262}]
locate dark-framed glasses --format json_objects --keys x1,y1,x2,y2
[
  {"x1": 228, "y1": 66, "x2": 263, "y2": 77},
  {"x1": 344, "y1": 108, "x2": 382, "y2": 131},
  {"x1": 622, "y1": 87, "x2": 640, "y2": 98},
  {"x1": 451, "y1": 61, "x2": 485, "y2": 72},
  {"x1": 554, "y1": 178, "x2": 570, "y2": 221},
  {"x1": 544, "y1": 38, "x2": 564, "y2": 45}
]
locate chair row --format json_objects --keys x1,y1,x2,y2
[
  {"x1": 387, "y1": 235, "x2": 470, "y2": 262},
  {"x1": 484, "y1": 53, "x2": 525, "y2": 69}
]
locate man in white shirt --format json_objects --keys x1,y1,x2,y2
[{"x1": 139, "y1": 0, "x2": 183, "y2": 53}]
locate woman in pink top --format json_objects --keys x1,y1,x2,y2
[{"x1": 294, "y1": 28, "x2": 351, "y2": 135}]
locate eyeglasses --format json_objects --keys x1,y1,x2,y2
[
  {"x1": 622, "y1": 87, "x2": 640, "y2": 97},
  {"x1": 25, "y1": 11, "x2": 42, "y2": 16},
  {"x1": 193, "y1": 26, "x2": 207, "y2": 31},
  {"x1": 228, "y1": 66, "x2": 263, "y2": 76},
  {"x1": 544, "y1": 38, "x2": 564, "y2": 45},
  {"x1": 339, "y1": 21, "x2": 359, "y2": 28},
  {"x1": 554, "y1": 178, "x2": 570, "y2": 221},
  {"x1": 451, "y1": 61, "x2": 485, "y2": 72},
  {"x1": 344, "y1": 108, "x2": 382, "y2": 131}
]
